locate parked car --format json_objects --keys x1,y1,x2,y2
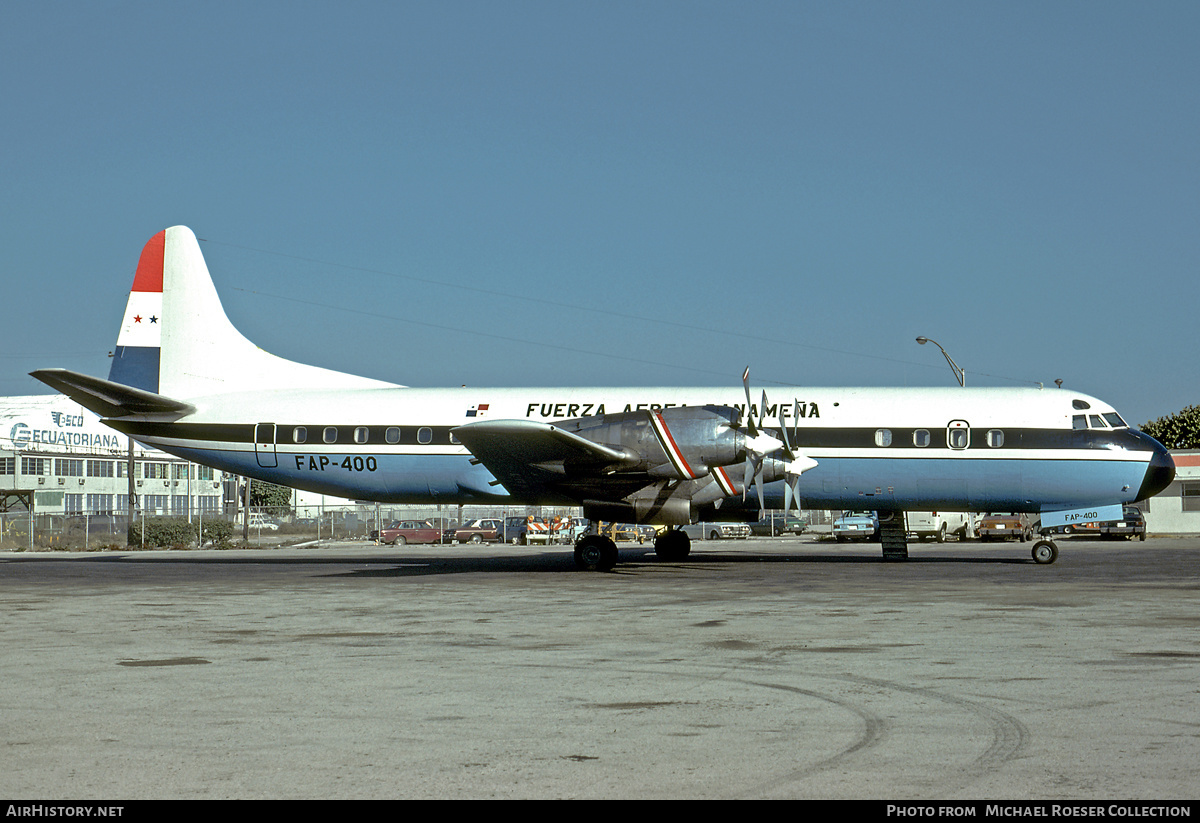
[
  {"x1": 247, "y1": 514, "x2": 279, "y2": 531},
  {"x1": 905, "y1": 511, "x2": 974, "y2": 542},
  {"x1": 749, "y1": 514, "x2": 807, "y2": 536},
  {"x1": 1099, "y1": 505, "x2": 1146, "y2": 540},
  {"x1": 452, "y1": 518, "x2": 505, "y2": 543},
  {"x1": 500, "y1": 516, "x2": 533, "y2": 544},
  {"x1": 832, "y1": 511, "x2": 878, "y2": 542},
  {"x1": 682, "y1": 522, "x2": 751, "y2": 540},
  {"x1": 378, "y1": 519, "x2": 442, "y2": 546},
  {"x1": 977, "y1": 513, "x2": 1036, "y2": 542}
]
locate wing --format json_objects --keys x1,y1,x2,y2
[{"x1": 452, "y1": 419, "x2": 641, "y2": 499}]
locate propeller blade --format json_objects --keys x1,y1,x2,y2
[{"x1": 742, "y1": 366, "x2": 758, "y2": 437}]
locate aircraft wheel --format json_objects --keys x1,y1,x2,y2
[
  {"x1": 575, "y1": 535, "x2": 618, "y2": 571},
  {"x1": 654, "y1": 529, "x2": 691, "y2": 561},
  {"x1": 1031, "y1": 540, "x2": 1059, "y2": 565}
]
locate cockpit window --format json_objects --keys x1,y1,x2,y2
[
  {"x1": 1103, "y1": 412, "x2": 1127, "y2": 428},
  {"x1": 1074, "y1": 412, "x2": 1129, "y2": 430}
]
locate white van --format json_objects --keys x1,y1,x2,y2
[{"x1": 905, "y1": 511, "x2": 973, "y2": 542}]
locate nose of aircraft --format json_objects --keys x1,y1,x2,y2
[{"x1": 1134, "y1": 431, "x2": 1176, "y2": 500}]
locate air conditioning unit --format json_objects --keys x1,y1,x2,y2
[
  {"x1": 58, "y1": 478, "x2": 65, "y2": 485},
  {"x1": 78, "y1": 479, "x2": 85, "y2": 485},
  {"x1": 137, "y1": 480, "x2": 143, "y2": 487},
  {"x1": 38, "y1": 477, "x2": 45, "y2": 485}
]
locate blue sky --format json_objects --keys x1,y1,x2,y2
[{"x1": 2, "y1": 1, "x2": 1196, "y2": 427}]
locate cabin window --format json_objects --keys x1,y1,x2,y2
[
  {"x1": 947, "y1": 421, "x2": 970, "y2": 450},
  {"x1": 987, "y1": 429, "x2": 1004, "y2": 448},
  {"x1": 449, "y1": 431, "x2": 460, "y2": 445},
  {"x1": 385, "y1": 427, "x2": 401, "y2": 444},
  {"x1": 874, "y1": 429, "x2": 892, "y2": 447},
  {"x1": 1073, "y1": 399, "x2": 1091, "y2": 410},
  {"x1": 913, "y1": 429, "x2": 930, "y2": 447},
  {"x1": 293, "y1": 427, "x2": 307, "y2": 444},
  {"x1": 323, "y1": 427, "x2": 338, "y2": 444},
  {"x1": 417, "y1": 427, "x2": 433, "y2": 445},
  {"x1": 354, "y1": 427, "x2": 369, "y2": 444}
]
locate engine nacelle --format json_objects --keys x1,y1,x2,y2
[{"x1": 560, "y1": 405, "x2": 744, "y2": 480}]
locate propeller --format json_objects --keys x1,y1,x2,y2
[
  {"x1": 740, "y1": 367, "x2": 818, "y2": 517},
  {"x1": 740, "y1": 367, "x2": 784, "y2": 515}
]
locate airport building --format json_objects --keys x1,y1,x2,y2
[
  {"x1": 0, "y1": 395, "x2": 231, "y2": 545},
  {"x1": 1140, "y1": 450, "x2": 1200, "y2": 534}
]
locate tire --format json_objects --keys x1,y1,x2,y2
[
  {"x1": 469, "y1": 534, "x2": 482, "y2": 544},
  {"x1": 392, "y1": 535, "x2": 406, "y2": 547},
  {"x1": 936, "y1": 524, "x2": 946, "y2": 543},
  {"x1": 709, "y1": 530, "x2": 721, "y2": 541},
  {"x1": 654, "y1": 529, "x2": 691, "y2": 561},
  {"x1": 574, "y1": 536, "x2": 618, "y2": 571},
  {"x1": 1031, "y1": 540, "x2": 1059, "y2": 565}
]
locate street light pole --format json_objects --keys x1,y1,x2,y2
[{"x1": 916, "y1": 337, "x2": 965, "y2": 387}]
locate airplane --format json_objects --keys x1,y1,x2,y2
[{"x1": 32, "y1": 226, "x2": 1176, "y2": 570}]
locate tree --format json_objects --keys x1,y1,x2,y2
[
  {"x1": 1140, "y1": 405, "x2": 1200, "y2": 449},
  {"x1": 249, "y1": 478, "x2": 293, "y2": 514}
]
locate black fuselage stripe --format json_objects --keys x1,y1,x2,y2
[{"x1": 104, "y1": 420, "x2": 1152, "y2": 453}]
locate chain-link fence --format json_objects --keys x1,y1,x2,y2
[{"x1": 0, "y1": 504, "x2": 831, "y2": 551}]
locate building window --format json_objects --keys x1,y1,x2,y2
[
  {"x1": 0, "y1": 457, "x2": 13, "y2": 475},
  {"x1": 87, "y1": 460, "x2": 114, "y2": 477},
  {"x1": 143, "y1": 462, "x2": 168, "y2": 479},
  {"x1": 196, "y1": 465, "x2": 214, "y2": 481},
  {"x1": 22, "y1": 457, "x2": 47, "y2": 475},
  {"x1": 64, "y1": 494, "x2": 83, "y2": 515},
  {"x1": 55, "y1": 459, "x2": 84, "y2": 477},
  {"x1": 87, "y1": 494, "x2": 114, "y2": 515},
  {"x1": 1183, "y1": 482, "x2": 1200, "y2": 513}
]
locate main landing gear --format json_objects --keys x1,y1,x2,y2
[
  {"x1": 573, "y1": 528, "x2": 693, "y2": 571},
  {"x1": 574, "y1": 534, "x2": 619, "y2": 571},
  {"x1": 1030, "y1": 539, "x2": 1059, "y2": 565}
]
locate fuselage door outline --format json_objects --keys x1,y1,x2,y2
[{"x1": 255, "y1": 422, "x2": 278, "y2": 468}]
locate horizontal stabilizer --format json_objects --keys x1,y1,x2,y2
[{"x1": 30, "y1": 368, "x2": 194, "y2": 418}]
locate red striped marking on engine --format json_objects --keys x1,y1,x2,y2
[{"x1": 652, "y1": 411, "x2": 700, "y2": 479}]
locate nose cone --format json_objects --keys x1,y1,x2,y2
[{"x1": 1133, "y1": 431, "x2": 1176, "y2": 500}]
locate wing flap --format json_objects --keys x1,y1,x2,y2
[{"x1": 30, "y1": 368, "x2": 194, "y2": 418}]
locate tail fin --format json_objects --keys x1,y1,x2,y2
[{"x1": 108, "y1": 226, "x2": 398, "y2": 398}]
